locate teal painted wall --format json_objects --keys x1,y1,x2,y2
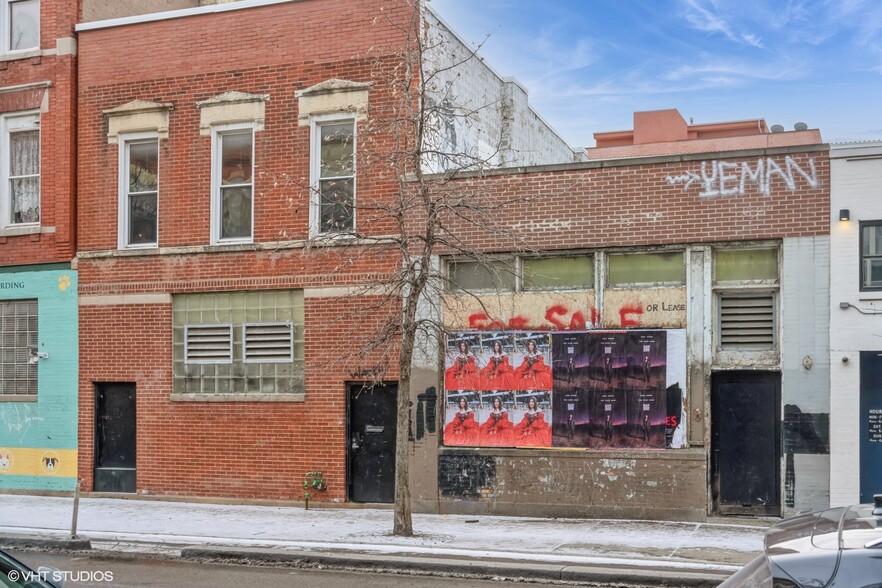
[{"x1": 0, "y1": 266, "x2": 78, "y2": 490}]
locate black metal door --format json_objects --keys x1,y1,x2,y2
[
  {"x1": 348, "y1": 383, "x2": 397, "y2": 503},
  {"x1": 711, "y1": 371, "x2": 781, "y2": 515},
  {"x1": 94, "y1": 383, "x2": 136, "y2": 493}
]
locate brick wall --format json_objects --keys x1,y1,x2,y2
[
  {"x1": 0, "y1": 0, "x2": 78, "y2": 266},
  {"x1": 76, "y1": 0, "x2": 414, "y2": 500},
  {"x1": 428, "y1": 151, "x2": 829, "y2": 253}
]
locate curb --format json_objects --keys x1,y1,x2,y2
[
  {"x1": 181, "y1": 546, "x2": 733, "y2": 587},
  {"x1": 0, "y1": 536, "x2": 92, "y2": 551}
]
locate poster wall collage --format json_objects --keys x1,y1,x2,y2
[{"x1": 443, "y1": 330, "x2": 687, "y2": 450}]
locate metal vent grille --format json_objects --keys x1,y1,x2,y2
[
  {"x1": 244, "y1": 323, "x2": 293, "y2": 363},
  {"x1": 719, "y1": 294, "x2": 775, "y2": 350},
  {"x1": 184, "y1": 324, "x2": 233, "y2": 363}
]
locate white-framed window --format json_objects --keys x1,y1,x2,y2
[
  {"x1": 1, "y1": 112, "x2": 40, "y2": 229},
  {"x1": 310, "y1": 116, "x2": 355, "y2": 235},
  {"x1": 118, "y1": 133, "x2": 159, "y2": 249},
  {"x1": 860, "y1": 222, "x2": 882, "y2": 291},
  {"x1": 210, "y1": 124, "x2": 254, "y2": 245},
  {"x1": 3, "y1": 0, "x2": 39, "y2": 53}
]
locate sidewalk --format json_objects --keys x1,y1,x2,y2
[{"x1": 0, "y1": 494, "x2": 768, "y2": 586}]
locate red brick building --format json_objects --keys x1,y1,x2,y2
[
  {"x1": 74, "y1": 0, "x2": 575, "y2": 500},
  {"x1": 0, "y1": 0, "x2": 80, "y2": 492}
]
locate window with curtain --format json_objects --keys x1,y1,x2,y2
[{"x1": 3, "y1": 113, "x2": 39, "y2": 227}]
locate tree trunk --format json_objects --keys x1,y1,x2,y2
[{"x1": 393, "y1": 321, "x2": 414, "y2": 536}]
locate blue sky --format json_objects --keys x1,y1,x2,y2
[{"x1": 429, "y1": 0, "x2": 882, "y2": 148}]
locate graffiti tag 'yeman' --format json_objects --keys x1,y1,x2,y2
[{"x1": 665, "y1": 156, "x2": 819, "y2": 198}]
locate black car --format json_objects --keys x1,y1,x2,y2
[
  {"x1": 0, "y1": 550, "x2": 63, "y2": 588},
  {"x1": 720, "y1": 495, "x2": 882, "y2": 587}
]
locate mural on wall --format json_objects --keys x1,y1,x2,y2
[{"x1": 443, "y1": 329, "x2": 687, "y2": 449}]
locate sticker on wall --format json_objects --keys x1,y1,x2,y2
[
  {"x1": 0, "y1": 449, "x2": 13, "y2": 473},
  {"x1": 58, "y1": 275, "x2": 71, "y2": 291},
  {"x1": 40, "y1": 450, "x2": 61, "y2": 475}
]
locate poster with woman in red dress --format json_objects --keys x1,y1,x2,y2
[
  {"x1": 479, "y1": 337, "x2": 515, "y2": 391},
  {"x1": 478, "y1": 395, "x2": 515, "y2": 446},
  {"x1": 445, "y1": 339, "x2": 480, "y2": 391},
  {"x1": 512, "y1": 337, "x2": 553, "y2": 390},
  {"x1": 512, "y1": 395, "x2": 553, "y2": 447},
  {"x1": 443, "y1": 395, "x2": 480, "y2": 446}
]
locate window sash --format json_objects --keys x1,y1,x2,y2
[
  {"x1": 123, "y1": 139, "x2": 158, "y2": 247},
  {"x1": 313, "y1": 119, "x2": 355, "y2": 234},
  {"x1": 715, "y1": 249, "x2": 778, "y2": 282},
  {"x1": 522, "y1": 256, "x2": 594, "y2": 290},
  {"x1": 8, "y1": 0, "x2": 39, "y2": 53},
  {"x1": 449, "y1": 259, "x2": 517, "y2": 291},
  {"x1": 608, "y1": 252, "x2": 685, "y2": 287},
  {"x1": 861, "y1": 224, "x2": 882, "y2": 290},
  {"x1": 212, "y1": 128, "x2": 254, "y2": 243},
  {"x1": 2, "y1": 113, "x2": 40, "y2": 227}
]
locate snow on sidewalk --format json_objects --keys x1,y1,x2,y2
[{"x1": 0, "y1": 494, "x2": 763, "y2": 568}]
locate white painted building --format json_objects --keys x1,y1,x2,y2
[{"x1": 830, "y1": 141, "x2": 882, "y2": 505}]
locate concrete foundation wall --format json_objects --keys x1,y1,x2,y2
[{"x1": 432, "y1": 449, "x2": 707, "y2": 520}]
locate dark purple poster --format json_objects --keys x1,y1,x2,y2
[{"x1": 623, "y1": 331, "x2": 667, "y2": 389}]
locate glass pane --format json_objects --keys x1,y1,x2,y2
[
  {"x1": 220, "y1": 186, "x2": 252, "y2": 239},
  {"x1": 523, "y1": 256, "x2": 593, "y2": 290},
  {"x1": 320, "y1": 122, "x2": 354, "y2": 178},
  {"x1": 129, "y1": 142, "x2": 158, "y2": 193},
  {"x1": 867, "y1": 259, "x2": 882, "y2": 288},
  {"x1": 608, "y1": 252, "x2": 684, "y2": 286},
  {"x1": 449, "y1": 259, "x2": 516, "y2": 291},
  {"x1": 715, "y1": 249, "x2": 778, "y2": 281},
  {"x1": 10, "y1": 0, "x2": 39, "y2": 51},
  {"x1": 10, "y1": 130, "x2": 39, "y2": 176},
  {"x1": 864, "y1": 225, "x2": 882, "y2": 256},
  {"x1": 221, "y1": 132, "x2": 252, "y2": 185},
  {"x1": 129, "y1": 193, "x2": 157, "y2": 245},
  {"x1": 319, "y1": 177, "x2": 353, "y2": 232},
  {"x1": 11, "y1": 177, "x2": 39, "y2": 223}
]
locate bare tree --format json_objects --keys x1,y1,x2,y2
[{"x1": 296, "y1": 0, "x2": 571, "y2": 536}]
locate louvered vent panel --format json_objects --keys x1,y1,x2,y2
[
  {"x1": 185, "y1": 325, "x2": 233, "y2": 363},
  {"x1": 244, "y1": 323, "x2": 293, "y2": 363},
  {"x1": 720, "y1": 294, "x2": 775, "y2": 349}
]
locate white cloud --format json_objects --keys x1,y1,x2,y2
[{"x1": 681, "y1": 0, "x2": 764, "y2": 47}]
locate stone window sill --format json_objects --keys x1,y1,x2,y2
[{"x1": 0, "y1": 395, "x2": 38, "y2": 403}]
